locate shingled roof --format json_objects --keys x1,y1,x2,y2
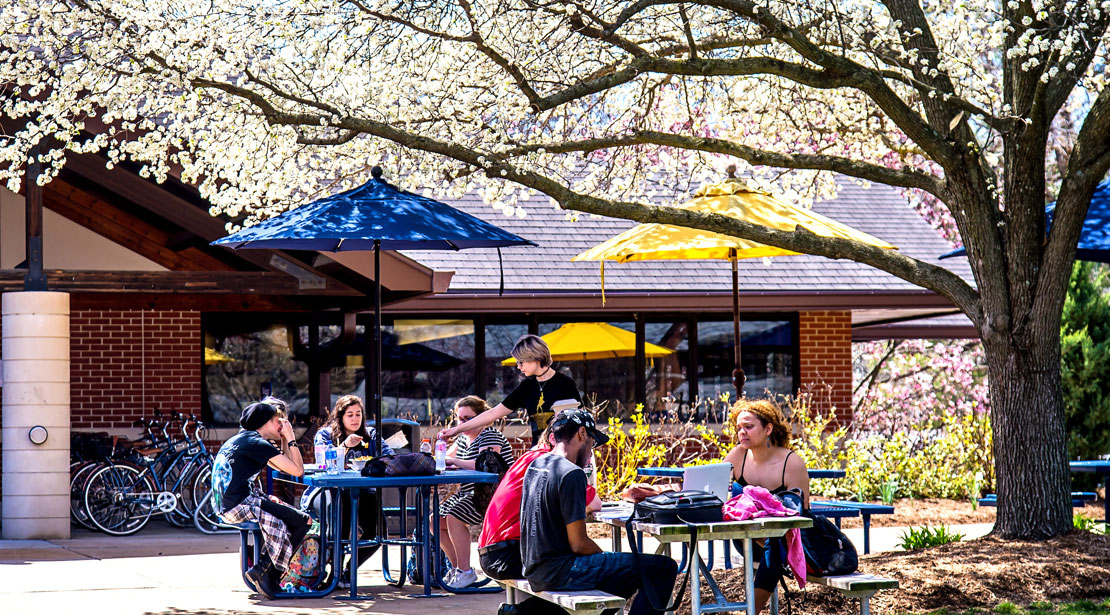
[{"x1": 399, "y1": 177, "x2": 973, "y2": 295}]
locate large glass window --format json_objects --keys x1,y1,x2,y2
[
  {"x1": 203, "y1": 322, "x2": 309, "y2": 424},
  {"x1": 538, "y1": 321, "x2": 636, "y2": 417},
  {"x1": 697, "y1": 319, "x2": 795, "y2": 421},
  {"x1": 644, "y1": 321, "x2": 691, "y2": 418},
  {"x1": 381, "y1": 319, "x2": 475, "y2": 422},
  {"x1": 485, "y1": 323, "x2": 529, "y2": 408}
]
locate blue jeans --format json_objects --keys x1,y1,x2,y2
[{"x1": 558, "y1": 552, "x2": 678, "y2": 615}]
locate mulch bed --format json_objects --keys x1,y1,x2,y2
[{"x1": 677, "y1": 531, "x2": 1110, "y2": 614}]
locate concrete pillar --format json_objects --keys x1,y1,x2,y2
[{"x1": 2, "y1": 291, "x2": 70, "y2": 539}]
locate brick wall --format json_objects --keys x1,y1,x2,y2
[
  {"x1": 70, "y1": 310, "x2": 202, "y2": 429},
  {"x1": 798, "y1": 310, "x2": 853, "y2": 424}
]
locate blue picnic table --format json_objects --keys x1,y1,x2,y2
[
  {"x1": 636, "y1": 466, "x2": 847, "y2": 479},
  {"x1": 274, "y1": 467, "x2": 500, "y2": 599},
  {"x1": 635, "y1": 466, "x2": 892, "y2": 554},
  {"x1": 1070, "y1": 460, "x2": 1110, "y2": 526}
]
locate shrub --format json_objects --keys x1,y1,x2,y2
[
  {"x1": 1073, "y1": 513, "x2": 1107, "y2": 535},
  {"x1": 897, "y1": 525, "x2": 965, "y2": 549}
]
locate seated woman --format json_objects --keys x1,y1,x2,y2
[
  {"x1": 438, "y1": 395, "x2": 515, "y2": 588},
  {"x1": 722, "y1": 398, "x2": 810, "y2": 613},
  {"x1": 306, "y1": 395, "x2": 393, "y2": 587}
]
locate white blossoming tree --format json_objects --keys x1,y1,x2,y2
[{"x1": 3, "y1": 0, "x2": 1108, "y2": 538}]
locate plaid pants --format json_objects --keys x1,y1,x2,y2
[{"x1": 221, "y1": 492, "x2": 295, "y2": 572}]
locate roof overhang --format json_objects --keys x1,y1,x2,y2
[{"x1": 387, "y1": 289, "x2": 961, "y2": 315}]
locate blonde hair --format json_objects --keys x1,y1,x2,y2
[
  {"x1": 729, "y1": 398, "x2": 792, "y2": 449},
  {"x1": 511, "y1": 334, "x2": 552, "y2": 368},
  {"x1": 261, "y1": 396, "x2": 289, "y2": 419},
  {"x1": 454, "y1": 395, "x2": 491, "y2": 415}
]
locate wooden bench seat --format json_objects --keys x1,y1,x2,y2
[
  {"x1": 496, "y1": 578, "x2": 626, "y2": 615},
  {"x1": 809, "y1": 573, "x2": 898, "y2": 615}
]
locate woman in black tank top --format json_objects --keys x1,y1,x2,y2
[{"x1": 721, "y1": 399, "x2": 812, "y2": 614}]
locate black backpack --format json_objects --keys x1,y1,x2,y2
[
  {"x1": 632, "y1": 490, "x2": 724, "y2": 525},
  {"x1": 797, "y1": 511, "x2": 858, "y2": 576},
  {"x1": 472, "y1": 448, "x2": 511, "y2": 515}
]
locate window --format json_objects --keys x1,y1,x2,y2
[
  {"x1": 644, "y1": 321, "x2": 691, "y2": 418},
  {"x1": 696, "y1": 318, "x2": 795, "y2": 421},
  {"x1": 203, "y1": 322, "x2": 309, "y2": 424}
]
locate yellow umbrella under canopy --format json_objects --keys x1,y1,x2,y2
[
  {"x1": 573, "y1": 178, "x2": 896, "y2": 392},
  {"x1": 204, "y1": 347, "x2": 236, "y2": 365},
  {"x1": 501, "y1": 322, "x2": 675, "y2": 393}
]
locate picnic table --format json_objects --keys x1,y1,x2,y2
[
  {"x1": 592, "y1": 505, "x2": 812, "y2": 615},
  {"x1": 275, "y1": 467, "x2": 500, "y2": 599},
  {"x1": 1070, "y1": 459, "x2": 1110, "y2": 525},
  {"x1": 636, "y1": 466, "x2": 847, "y2": 479}
]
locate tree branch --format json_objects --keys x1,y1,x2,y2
[{"x1": 499, "y1": 130, "x2": 948, "y2": 197}]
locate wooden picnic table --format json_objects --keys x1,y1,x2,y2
[{"x1": 592, "y1": 507, "x2": 812, "y2": 615}]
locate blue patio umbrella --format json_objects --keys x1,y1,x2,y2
[
  {"x1": 940, "y1": 178, "x2": 1110, "y2": 263},
  {"x1": 213, "y1": 166, "x2": 535, "y2": 450}
]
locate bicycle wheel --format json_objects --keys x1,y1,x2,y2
[
  {"x1": 170, "y1": 459, "x2": 208, "y2": 525},
  {"x1": 83, "y1": 464, "x2": 157, "y2": 536},
  {"x1": 191, "y1": 466, "x2": 235, "y2": 534},
  {"x1": 70, "y1": 461, "x2": 102, "y2": 530}
]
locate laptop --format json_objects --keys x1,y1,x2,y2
[{"x1": 682, "y1": 462, "x2": 733, "y2": 503}]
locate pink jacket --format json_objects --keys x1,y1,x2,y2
[{"x1": 722, "y1": 485, "x2": 807, "y2": 587}]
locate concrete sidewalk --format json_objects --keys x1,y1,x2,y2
[{"x1": 3, "y1": 522, "x2": 996, "y2": 614}]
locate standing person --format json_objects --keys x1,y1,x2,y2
[
  {"x1": 437, "y1": 395, "x2": 515, "y2": 587},
  {"x1": 306, "y1": 394, "x2": 393, "y2": 587},
  {"x1": 721, "y1": 398, "x2": 811, "y2": 613},
  {"x1": 439, "y1": 334, "x2": 580, "y2": 446},
  {"x1": 212, "y1": 399, "x2": 310, "y2": 600},
  {"x1": 520, "y1": 409, "x2": 677, "y2": 615}
]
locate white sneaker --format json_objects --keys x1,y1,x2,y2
[
  {"x1": 442, "y1": 567, "x2": 457, "y2": 587},
  {"x1": 453, "y1": 568, "x2": 478, "y2": 587}
]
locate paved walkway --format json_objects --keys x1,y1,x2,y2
[{"x1": 3, "y1": 521, "x2": 996, "y2": 614}]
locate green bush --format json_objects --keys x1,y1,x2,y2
[
  {"x1": 1073, "y1": 512, "x2": 1107, "y2": 535},
  {"x1": 898, "y1": 524, "x2": 965, "y2": 549}
]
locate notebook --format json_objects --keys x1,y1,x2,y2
[{"x1": 682, "y1": 462, "x2": 733, "y2": 503}]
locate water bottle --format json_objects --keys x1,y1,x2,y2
[
  {"x1": 325, "y1": 446, "x2": 339, "y2": 474},
  {"x1": 434, "y1": 438, "x2": 447, "y2": 473},
  {"x1": 420, "y1": 439, "x2": 432, "y2": 455}
]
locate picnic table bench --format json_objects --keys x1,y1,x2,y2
[
  {"x1": 978, "y1": 491, "x2": 1096, "y2": 508},
  {"x1": 496, "y1": 578, "x2": 626, "y2": 615},
  {"x1": 808, "y1": 572, "x2": 899, "y2": 615}
]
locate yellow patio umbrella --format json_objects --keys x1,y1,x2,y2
[
  {"x1": 204, "y1": 347, "x2": 236, "y2": 365},
  {"x1": 501, "y1": 322, "x2": 674, "y2": 393},
  {"x1": 573, "y1": 177, "x2": 896, "y2": 392}
]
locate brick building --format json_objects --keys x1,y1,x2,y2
[{"x1": 0, "y1": 150, "x2": 973, "y2": 537}]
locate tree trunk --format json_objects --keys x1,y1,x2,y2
[{"x1": 984, "y1": 327, "x2": 1073, "y2": 539}]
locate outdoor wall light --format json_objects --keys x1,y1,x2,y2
[{"x1": 28, "y1": 425, "x2": 48, "y2": 445}]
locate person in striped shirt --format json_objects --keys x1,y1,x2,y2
[{"x1": 438, "y1": 395, "x2": 516, "y2": 587}]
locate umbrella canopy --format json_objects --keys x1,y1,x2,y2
[
  {"x1": 213, "y1": 168, "x2": 532, "y2": 251},
  {"x1": 212, "y1": 167, "x2": 534, "y2": 454},
  {"x1": 573, "y1": 177, "x2": 896, "y2": 394},
  {"x1": 204, "y1": 347, "x2": 236, "y2": 365},
  {"x1": 575, "y1": 178, "x2": 894, "y2": 262},
  {"x1": 500, "y1": 322, "x2": 675, "y2": 365},
  {"x1": 940, "y1": 177, "x2": 1110, "y2": 263}
]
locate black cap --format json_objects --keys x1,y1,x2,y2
[
  {"x1": 550, "y1": 409, "x2": 609, "y2": 446},
  {"x1": 240, "y1": 402, "x2": 277, "y2": 431}
]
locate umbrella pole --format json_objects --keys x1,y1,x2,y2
[
  {"x1": 731, "y1": 252, "x2": 746, "y2": 396},
  {"x1": 374, "y1": 240, "x2": 383, "y2": 455}
]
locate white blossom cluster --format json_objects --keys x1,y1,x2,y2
[{"x1": 0, "y1": 0, "x2": 1106, "y2": 227}]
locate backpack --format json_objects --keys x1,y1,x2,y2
[
  {"x1": 472, "y1": 448, "x2": 511, "y2": 515},
  {"x1": 278, "y1": 523, "x2": 324, "y2": 591},
  {"x1": 797, "y1": 512, "x2": 858, "y2": 576}
]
